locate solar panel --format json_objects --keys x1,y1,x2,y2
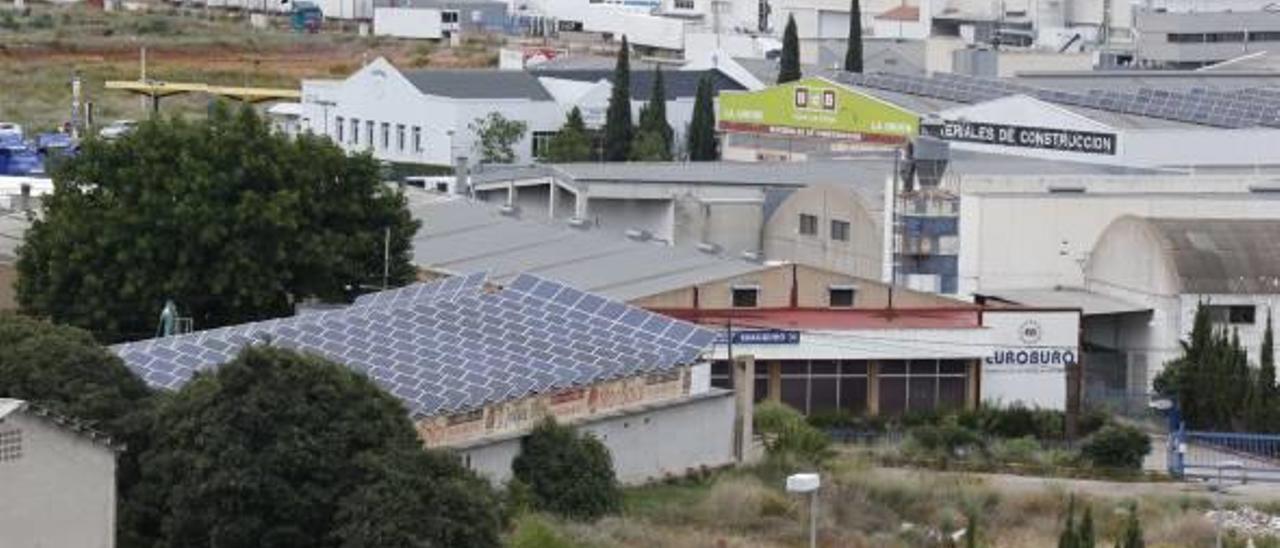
[{"x1": 113, "y1": 272, "x2": 716, "y2": 417}]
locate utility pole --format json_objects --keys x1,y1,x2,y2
[{"x1": 382, "y1": 226, "x2": 391, "y2": 289}]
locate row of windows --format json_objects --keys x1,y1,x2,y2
[
  {"x1": 711, "y1": 360, "x2": 969, "y2": 415},
  {"x1": 334, "y1": 116, "x2": 423, "y2": 155},
  {"x1": 799, "y1": 213, "x2": 851, "y2": 242},
  {"x1": 730, "y1": 286, "x2": 857, "y2": 308},
  {"x1": 1166, "y1": 31, "x2": 1280, "y2": 43}
]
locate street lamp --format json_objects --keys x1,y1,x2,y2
[{"x1": 786, "y1": 473, "x2": 820, "y2": 548}]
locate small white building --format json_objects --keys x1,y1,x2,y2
[{"x1": 0, "y1": 399, "x2": 120, "y2": 548}]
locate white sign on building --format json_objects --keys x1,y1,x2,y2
[{"x1": 980, "y1": 309, "x2": 1079, "y2": 410}]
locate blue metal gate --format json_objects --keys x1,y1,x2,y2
[{"x1": 1168, "y1": 425, "x2": 1280, "y2": 482}]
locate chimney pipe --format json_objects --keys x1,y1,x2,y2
[{"x1": 18, "y1": 183, "x2": 31, "y2": 212}]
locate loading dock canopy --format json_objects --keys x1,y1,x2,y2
[{"x1": 975, "y1": 288, "x2": 1151, "y2": 316}]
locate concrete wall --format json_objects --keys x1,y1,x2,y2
[
  {"x1": 956, "y1": 176, "x2": 1280, "y2": 296},
  {"x1": 373, "y1": 7, "x2": 444, "y2": 39},
  {"x1": 0, "y1": 412, "x2": 117, "y2": 548},
  {"x1": 1135, "y1": 9, "x2": 1280, "y2": 65},
  {"x1": 632, "y1": 262, "x2": 961, "y2": 308},
  {"x1": 763, "y1": 183, "x2": 884, "y2": 280},
  {"x1": 458, "y1": 391, "x2": 737, "y2": 485}
]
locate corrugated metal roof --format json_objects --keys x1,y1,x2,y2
[
  {"x1": 408, "y1": 191, "x2": 766, "y2": 300},
  {"x1": 1146, "y1": 217, "x2": 1280, "y2": 294},
  {"x1": 401, "y1": 70, "x2": 554, "y2": 100}
]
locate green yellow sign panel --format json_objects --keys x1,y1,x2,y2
[{"x1": 718, "y1": 77, "x2": 920, "y2": 144}]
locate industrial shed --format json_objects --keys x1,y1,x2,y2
[{"x1": 113, "y1": 273, "x2": 736, "y2": 484}]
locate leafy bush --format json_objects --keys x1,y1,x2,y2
[
  {"x1": 906, "y1": 421, "x2": 986, "y2": 459},
  {"x1": 509, "y1": 514, "x2": 579, "y2": 548},
  {"x1": 754, "y1": 401, "x2": 834, "y2": 466},
  {"x1": 29, "y1": 13, "x2": 55, "y2": 29},
  {"x1": 1079, "y1": 425, "x2": 1151, "y2": 470},
  {"x1": 512, "y1": 418, "x2": 621, "y2": 521},
  {"x1": 807, "y1": 409, "x2": 888, "y2": 433},
  {"x1": 990, "y1": 436, "x2": 1041, "y2": 464}
]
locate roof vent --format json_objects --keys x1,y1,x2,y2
[
  {"x1": 1048, "y1": 184, "x2": 1086, "y2": 194},
  {"x1": 499, "y1": 204, "x2": 519, "y2": 216},
  {"x1": 625, "y1": 228, "x2": 652, "y2": 241},
  {"x1": 741, "y1": 250, "x2": 764, "y2": 262},
  {"x1": 1248, "y1": 183, "x2": 1280, "y2": 193},
  {"x1": 697, "y1": 242, "x2": 721, "y2": 254}
]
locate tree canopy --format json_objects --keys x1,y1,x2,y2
[
  {"x1": 511, "y1": 418, "x2": 620, "y2": 521},
  {"x1": 542, "y1": 107, "x2": 593, "y2": 163},
  {"x1": 686, "y1": 76, "x2": 718, "y2": 161},
  {"x1": 470, "y1": 111, "x2": 529, "y2": 164},
  {"x1": 633, "y1": 67, "x2": 673, "y2": 161},
  {"x1": 845, "y1": 0, "x2": 864, "y2": 72},
  {"x1": 16, "y1": 104, "x2": 419, "y2": 343},
  {"x1": 603, "y1": 36, "x2": 635, "y2": 162},
  {"x1": 778, "y1": 15, "x2": 801, "y2": 84},
  {"x1": 129, "y1": 346, "x2": 502, "y2": 548}
]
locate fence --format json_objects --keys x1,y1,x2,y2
[{"x1": 1169, "y1": 426, "x2": 1280, "y2": 482}]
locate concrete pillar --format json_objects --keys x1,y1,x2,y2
[
  {"x1": 506, "y1": 182, "x2": 516, "y2": 207},
  {"x1": 768, "y1": 361, "x2": 782, "y2": 403},
  {"x1": 574, "y1": 190, "x2": 588, "y2": 220},
  {"x1": 548, "y1": 179, "x2": 557, "y2": 219},
  {"x1": 967, "y1": 360, "x2": 981, "y2": 410},
  {"x1": 733, "y1": 355, "x2": 755, "y2": 463},
  {"x1": 867, "y1": 361, "x2": 880, "y2": 416}
]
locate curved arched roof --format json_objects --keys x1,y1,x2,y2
[{"x1": 1141, "y1": 217, "x2": 1280, "y2": 294}]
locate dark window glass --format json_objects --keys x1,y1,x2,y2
[
  {"x1": 781, "y1": 377, "x2": 808, "y2": 413},
  {"x1": 712, "y1": 375, "x2": 732, "y2": 389},
  {"x1": 754, "y1": 379, "x2": 769, "y2": 402},
  {"x1": 711, "y1": 361, "x2": 729, "y2": 378},
  {"x1": 938, "y1": 377, "x2": 968, "y2": 410},
  {"x1": 879, "y1": 377, "x2": 907, "y2": 415},
  {"x1": 841, "y1": 360, "x2": 868, "y2": 375},
  {"x1": 732, "y1": 287, "x2": 759, "y2": 308},
  {"x1": 909, "y1": 360, "x2": 939, "y2": 375},
  {"x1": 810, "y1": 360, "x2": 838, "y2": 375},
  {"x1": 840, "y1": 377, "x2": 868, "y2": 413},
  {"x1": 829, "y1": 287, "x2": 855, "y2": 307},
  {"x1": 810, "y1": 378, "x2": 839, "y2": 413},
  {"x1": 939, "y1": 360, "x2": 968, "y2": 375},
  {"x1": 799, "y1": 213, "x2": 818, "y2": 235},
  {"x1": 908, "y1": 376, "x2": 937, "y2": 412},
  {"x1": 831, "y1": 219, "x2": 850, "y2": 241},
  {"x1": 880, "y1": 361, "x2": 907, "y2": 375}
]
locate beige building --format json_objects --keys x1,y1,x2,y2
[{"x1": 0, "y1": 399, "x2": 120, "y2": 548}]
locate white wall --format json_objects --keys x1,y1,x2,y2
[
  {"x1": 0, "y1": 412, "x2": 117, "y2": 548},
  {"x1": 957, "y1": 176, "x2": 1280, "y2": 296},
  {"x1": 581, "y1": 7, "x2": 688, "y2": 50},
  {"x1": 872, "y1": 18, "x2": 928, "y2": 40},
  {"x1": 459, "y1": 392, "x2": 737, "y2": 485},
  {"x1": 980, "y1": 309, "x2": 1079, "y2": 410},
  {"x1": 374, "y1": 7, "x2": 444, "y2": 39},
  {"x1": 317, "y1": 0, "x2": 374, "y2": 19}
]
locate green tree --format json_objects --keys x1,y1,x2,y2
[
  {"x1": 635, "y1": 66, "x2": 673, "y2": 159},
  {"x1": 1119, "y1": 503, "x2": 1145, "y2": 548},
  {"x1": 1155, "y1": 303, "x2": 1260, "y2": 430},
  {"x1": 470, "y1": 111, "x2": 529, "y2": 164},
  {"x1": 686, "y1": 75, "x2": 718, "y2": 161},
  {"x1": 1079, "y1": 424, "x2": 1151, "y2": 470},
  {"x1": 16, "y1": 104, "x2": 418, "y2": 343},
  {"x1": 129, "y1": 346, "x2": 501, "y2": 547},
  {"x1": 778, "y1": 15, "x2": 801, "y2": 84},
  {"x1": 511, "y1": 418, "x2": 621, "y2": 520},
  {"x1": 630, "y1": 129, "x2": 671, "y2": 161},
  {"x1": 543, "y1": 107, "x2": 592, "y2": 163},
  {"x1": 0, "y1": 313, "x2": 155, "y2": 546},
  {"x1": 1078, "y1": 505, "x2": 1095, "y2": 548},
  {"x1": 1058, "y1": 496, "x2": 1078, "y2": 548},
  {"x1": 604, "y1": 36, "x2": 635, "y2": 162},
  {"x1": 964, "y1": 508, "x2": 980, "y2": 548},
  {"x1": 1249, "y1": 310, "x2": 1277, "y2": 431},
  {"x1": 844, "y1": 0, "x2": 863, "y2": 72}
]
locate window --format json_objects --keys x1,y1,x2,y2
[
  {"x1": 829, "y1": 286, "x2": 856, "y2": 307},
  {"x1": 396, "y1": 124, "x2": 406, "y2": 151},
  {"x1": 674, "y1": 0, "x2": 694, "y2": 8},
  {"x1": 877, "y1": 359, "x2": 969, "y2": 415},
  {"x1": 365, "y1": 121, "x2": 374, "y2": 148},
  {"x1": 731, "y1": 286, "x2": 759, "y2": 308},
  {"x1": 412, "y1": 126, "x2": 422, "y2": 153},
  {"x1": 799, "y1": 213, "x2": 818, "y2": 235},
  {"x1": 336, "y1": 116, "x2": 345, "y2": 142},
  {"x1": 1251, "y1": 31, "x2": 1280, "y2": 42},
  {"x1": 0, "y1": 429, "x2": 21, "y2": 463},
  {"x1": 442, "y1": 10, "x2": 459, "y2": 23},
  {"x1": 351, "y1": 118, "x2": 360, "y2": 144},
  {"x1": 831, "y1": 219, "x2": 850, "y2": 241},
  {"x1": 380, "y1": 122, "x2": 390, "y2": 149},
  {"x1": 1207, "y1": 305, "x2": 1256, "y2": 325},
  {"x1": 532, "y1": 131, "x2": 556, "y2": 159}
]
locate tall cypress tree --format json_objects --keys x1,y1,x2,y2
[
  {"x1": 844, "y1": 0, "x2": 863, "y2": 72},
  {"x1": 634, "y1": 66, "x2": 673, "y2": 160},
  {"x1": 1262, "y1": 310, "x2": 1276, "y2": 401},
  {"x1": 686, "y1": 75, "x2": 717, "y2": 161},
  {"x1": 778, "y1": 15, "x2": 801, "y2": 84},
  {"x1": 603, "y1": 36, "x2": 634, "y2": 162}
]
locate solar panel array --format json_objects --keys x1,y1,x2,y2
[
  {"x1": 837, "y1": 71, "x2": 1280, "y2": 129},
  {"x1": 113, "y1": 273, "x2": 716, "y2": 418}
]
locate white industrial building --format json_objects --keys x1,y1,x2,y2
[
  {"x1": 0, "y1": 399, "x2": 120, "y2": 548},
  {"x1": 295, "y1": 58, "x2": 745, "y2": 167}
]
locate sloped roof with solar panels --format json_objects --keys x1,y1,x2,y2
[
  {"x1": 836, "y1": 71, "x2": 1280, "y2": 129},
  {"x1": 112, "y1": 272, "x2": 717, "y2": 418}
]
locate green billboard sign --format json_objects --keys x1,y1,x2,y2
[{"x1": 718, "y1": 77, "x2": 919, "y2": 143}]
